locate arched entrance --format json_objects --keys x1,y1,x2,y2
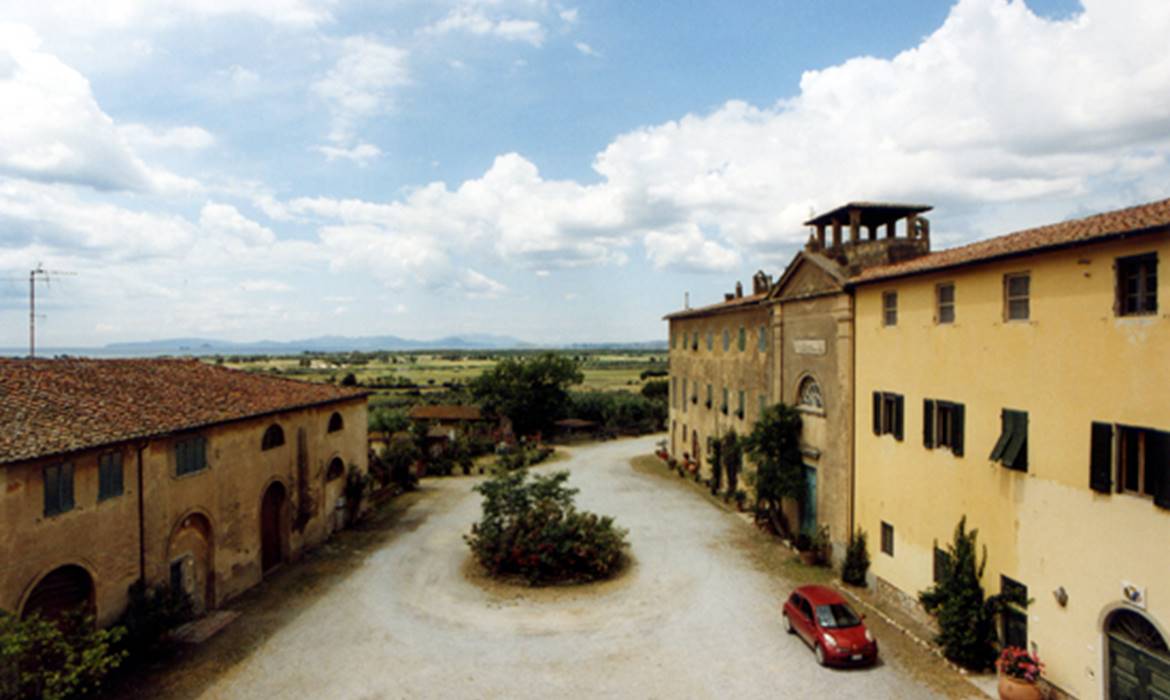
[
  {"x1": 260, "y1": 481, "x2": 288, "y2": 574},
  {"x1": 1106, "y1": 608, "x2": 1170, "y2": 698},
  {"x1": 22, "y1": 565, "x2": 94, "y2": 622},
  {"x1": 168, "y1": 512, "x2": 214, "y2": 613}
]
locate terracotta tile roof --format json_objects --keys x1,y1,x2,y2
[
  {"x1": 662, "y1": 292, "x2": 768, "y2": 321},
  {"x1": 0, "y1": 358, "x2": 367, "y2": 465},
  {"x1": 853, "y1": 197, "x2": 1170, "y2": 284},
  {"x1": 408, "y1": 404, "x2": 484, "y2": 421}
]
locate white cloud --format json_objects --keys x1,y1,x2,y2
[
  {"x1": 459, "y1": 268, "x2": 507, "y2": 299},
  {"x1": 120, "y1": 124, "x2": 216, "y2": 150},
  {"x1": 574, "y1": 41, "x2": 600, "y2": 58},
  {"x1": 1, "y1": 0, "x2": 335, "y2": 33},
  {"x1": 315, "y1": 142, "x2": 382, "y2": 165},
  {"x1": 199, "y1": 202, "x2": 277, "y2": 246},
  {"x1": 425, "y1": 6, "x2": 546, "y2": 47},
  {"x1": 559, "y1": 8, "x2": 578, "y2": 24},
  {"x1": 313, "y1": 36, "x2": 409, "y2": 145},
  {"x1": 241, "y1": 279, "x2": 292, "y2": 292}
]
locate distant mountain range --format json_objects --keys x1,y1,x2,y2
[{"x1": 1, "y1": 334, "x2": 667, "y2": 357}]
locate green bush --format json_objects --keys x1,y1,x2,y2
[
  {"x1": 918, "y1": 516, "x2": 1027, "y2": 671},
  {"x1": 841, "y1": 529, "x2": 870, "y2": 586},
  {"x1": 118, "y1": 581, "x2": 193, "y2": 659},
  {"x1": 0, "y1": 610, "x2": 127, "y2": 700},
  {"x1": 465, "y1": 470, "x2": 629, "y2": 586},
  {"x1": 568, "y1": 391, "x2": 665, "y2": 434},
  {"x1": 493, "y1": 443, "x2": 553, "y2": 472}
]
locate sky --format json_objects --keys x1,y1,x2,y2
[{"x1": 1, "y1": 0, "x2": 1169, "y2": 348}]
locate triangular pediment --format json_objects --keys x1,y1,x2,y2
[{"x1": 769, "y1": 252, "x2": 847, "y2": 302}]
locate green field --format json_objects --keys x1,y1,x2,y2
[{"x1": 214, "y1": 350, "x2": 667, "y2": 412}]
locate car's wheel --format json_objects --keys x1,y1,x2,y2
[
  {"x1": 814, "y1": 644, "x2": 827, "y2": 667},
  {"x1": 783, "y1": 613, "x2": 794, "y2": 634}
]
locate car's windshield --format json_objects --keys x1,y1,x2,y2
[{"x1": 815, "y1": 604, "x2": 861, "y2": 629}]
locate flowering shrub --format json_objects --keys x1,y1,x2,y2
[
  {"x1": 998, "y1": 647, "x2": 1043, "y2": 682},
  {"x1": 465, "y1": 469, "x2": 629, "y2": 586}
]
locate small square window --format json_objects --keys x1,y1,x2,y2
[
  {"x1": 882, "y1": 291, "x2": 898, "y2": 326},
  {"x1": 1004, "y1": 273, "x2": 1030, "y2": 321},
  {"x1": 1116, "y1": 253, "x2": 1158, "y2": 316},
  {"x1": 936, "y1": 283, "x2": 956, "y2": 324},
  {"x1": 1001, "y1": 576, "x2": 1028, "y2": 649},
  {"x1": 880, "y1": 522, "x2": 894, "y2": 556}
]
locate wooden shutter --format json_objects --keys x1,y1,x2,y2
[
  {"x1": 61, "y1": 462, "x2": 75, "y2": 511},
  {"x1": 990, "y1": 409, "x2": 1011, "y2": 461},
  {"x1": 952, "y1": 404, "x2": 965, "y2": 456},
  {"x1": 44, "y1": 464, "x2": 60, "y2": 515},
  {"x1": 1149, "y1": 430, "x2": 1170, "y2": 509},
  {"x1": 873, "y1": 392, "x2": 882, "y2": 435},
  {"x1": 923, "y1": 400, "x2": 936, "y2": 448},
  {"x1": 1090, "y1": 422, "x2": 1113, "y2": 493},
  {"x1": 894, "y1": 395, "x2": 905, "y2": 441}
]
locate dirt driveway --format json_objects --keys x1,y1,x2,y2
[{"x1": 125, "y1": 435, "x2": 981, "y2": 699}]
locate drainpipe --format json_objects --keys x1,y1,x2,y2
[
  {"x1": 136, "y1": 443, "x2": 147, "y2": 584},
  {"x1": 848, "y1": 295, "x2": 856, "y2": 542}
]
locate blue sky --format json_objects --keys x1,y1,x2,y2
[{"x1": 1, "y1": 0, "x2": 1165, "y2": 348}]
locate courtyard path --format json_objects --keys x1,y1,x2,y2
[{"x1": 126, "y1": 436, "x2": 981, "y2": 699}]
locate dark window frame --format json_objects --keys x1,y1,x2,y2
[
  {"x1": 1116, "y1": 253, "x2": 1158, "y2": 317},
  {"x1": 1004, "y1": 272, "x2": 1031, "y2": 321},
  {"x1": 98, "y1": 451, "x2": 124, "y2": 501},
  {"x1": 175, "y1": 435, "x2": 209, "y2": 477},
  {"x1": 872, "y1": 391, "x2": 904, "y2": 441},
  {"x1": 936, "y1": 282, "x2": 956, "y2": 324},
  {"x1": 882, "y1": 290, "x2": 898, "y2": 327},
  {"x1": 990, "y1": 409, "x2": 1028, "y2": 472},
  {"x1": 924, "y1": 399, "x2": 965, "y2": 456},
  {"x1": 261, "y1": 424, "x2": 285, "y2": 451},
  {"x1": 1001, "y1": 575, "x2": 1028, "y2": 649},
  {"x1": 43, "y1": 462, "x2": 75, "y2": 517},
  {"x1": 327, "y1": 412, "x2": 344, "y2": 433},
  {"x1": 738, "y1": 326, "x2": 746, "y2": 352},
  {"x1": 880, "y1": 521, "x2": 894, "y2": 556}
]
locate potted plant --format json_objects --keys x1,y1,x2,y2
[
  {"x1": 997, "y1": 647, "x2": 1043, "y2": 700},
  {"x1": 811, "y1": 525, "x2": 831, "y2": 566}
]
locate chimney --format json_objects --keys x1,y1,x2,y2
[
  {"x1": 724, "y1": 293, "x2": 734, "y2": 302},
  {"x1": 735, "y1": 281, "x2": 743, "y2": 298},
  {"x1": 684, "y1": 291, "x2": 690, "y2": 309}
]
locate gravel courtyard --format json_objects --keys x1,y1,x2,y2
[{"x1": 128, "y1": 436, "x2": 981, "y2": 699}]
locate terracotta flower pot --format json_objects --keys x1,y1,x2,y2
[{"x1": 997, "y1": 674, "x2": 1042, "y2": 700}]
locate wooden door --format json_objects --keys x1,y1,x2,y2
[{"x1": 261, "y1": 483, "x2": 286, "y2": 574}]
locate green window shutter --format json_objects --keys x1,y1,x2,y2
[
  {"x1": 990, "y1": 409, "x2": 1011, "y2": 462},
  {"x1": 1148, "y1": 430, "x2": 1170, "y2": 509},
  {"x1": 1090, "y1": 422, "x2": 1113, "y2": 493},
  {"x1": 952, "y1": 404, "x2": 965, "y2": 456},
  {"x1": 61, "y1": 463, "x2": 75, "y2": 511},
  {"x1": 873, "y1": 392, "x2": 882, "y2": 436},
  {"x1": 1002, "y1": 411, "x2": 1028, "y2": 471},
  {"x1": 894, "y1": 395, "x2": 904, "y2": 441},
  {"x1": 113, "y1": 455, "x2": 124, "y2": 495},
  {"x1": 44, "y1": 464, "x2": 60, "y2": 515},
  {"x1": 923, "y1": 400, "x2": 936, "y2": 448},
  {"x1": 738, "y1": 327, "x2": 746, "y2": 351}
]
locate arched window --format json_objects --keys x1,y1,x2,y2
[
  {"x1": 327, "y1": 412, "x2": 344, "y2": 433},
  {"x1": 261, "y1": 424, "x2": 285, "y2": 451},
  {"x1": 798, "y1": 376, "x2": 824, "y2": 410},
  {"x1": 326, "y1": 457, "x2": 345, "y2": 481}
]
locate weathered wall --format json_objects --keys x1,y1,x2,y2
[
  {"x1": 0, "y1": 397, "x2": 368, "y2": 625},
  {"x1": 853, "y1": 233, "x2": 1170, "y2": 699},
  {"x1": 668, "y1": 303, "x2": 770, "y2": 492}
]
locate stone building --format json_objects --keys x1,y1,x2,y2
[{"x1": 0, "y1": 358, "x2": 368, "y2": 626}]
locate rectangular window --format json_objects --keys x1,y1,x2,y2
[
  {"x1": 1001, "y1": 576, "x2": 1028, "y2": 649},
  {"x1": 737, "y1": 390, "x2": 745, "y2": 418},
  {"x1": 990, "y1": 409, "x2": 1028, "y2": 472},
  {"x1": 43, "y1": 462, "x2": 75, "y2": 516},
  {"x1": 759, "y1": 394, "x2": 767, "y2": 419},
  {"x1": 1117, "y1": 253, "x2": 1158, "y2": 316},
  {"x1": 933, "y1": 545, "x2": 951, "y2": 583},
  {"x1": 722, "y1": 329, "x2": 730, "y2": 352},
  {"x1": 706, "y1": 331, "x2": 713, "y2": 351},
  {"x1": 1116, "y1": 426, "x2": 1170, "y2": 504},
  {"x1": 758, "y1": 325, "x2": 767, "y2": 352},
  {"x1": 175, "y1": 435, "x2": 208, "y2": 476},
  {"x1": 1004, "y1": 273, "x2": 1030, "y2": 321},
  {"x1": 871, "y1": 391, "x2": 904, "y2": 441},
  {"x1": 738, "y1": 326, "x2": 746, "y2": 352},
  {"x1": 671, "y1": 377, "x2": 677, "y2": 409},
  {"x1": 682, "y1": 380, "x2": 688, "y2": 413},
  {"x1": 936, "y1": 283, "x2": 956, "y2": 324},
  {"x1": 880, "y1": 522, "x2": 894, "y2": 556},
  {"x1": 691, "y1": 331, "x2": 699, "y2": 351},
  {"x1": 1090, "y1": 422, "x2": 1114, "y2": 493},
  {"x1": 98, "y1": 452, "x2": 124, "y2": 501},
  {"x1": 706, "y1": 384, "x2": 712, "y2": 409},
  {"x1": 924, "y1": 399, "x2": 965, "y2": 456},
  {"x1": 721, "y1": 387, "x2": 729, "y2": 415},
  {"x1": 882, "y1": 291, "x2": 898, "y2": 326}
]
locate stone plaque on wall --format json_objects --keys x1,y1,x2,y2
[{"x1": 793, "y1": 338, "x2": 826, "y2": 356}]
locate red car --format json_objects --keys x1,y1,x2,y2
[{"x1": 782, "y1": 585, "x2": 878, "y2": 667}]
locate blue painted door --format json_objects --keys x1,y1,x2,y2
[{"x1": 801, "y1": 466, "x2": 817, "y2": 536}]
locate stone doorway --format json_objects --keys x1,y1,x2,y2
[
  {"x1": 22, "y1": 564, "x2": 94, "y2": 622},
  {"x1": 261, "y1": 482, "x2": 288, "y2": 574}
]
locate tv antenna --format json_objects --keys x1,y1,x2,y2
[{"x1": 25, "y1": 263, "x2": 76, "y2": 358}]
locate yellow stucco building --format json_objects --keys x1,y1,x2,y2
[{"x1": 851, "y1": 198, "x2": 1170, "y2": 699}]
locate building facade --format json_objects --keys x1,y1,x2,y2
[
  {"x1": 0, "y1": 359, "x2": 368, "y2": 626},
  {"x1": 851, "y1": 199, "x2": 1170, "y2": 699}
]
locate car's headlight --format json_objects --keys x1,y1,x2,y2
[
  {"x1": 865, "y1": 629, "x2": 874, "y2": 643},
  {"x1": 824, "y1": 634, "x2": 838, "y2": 649}
]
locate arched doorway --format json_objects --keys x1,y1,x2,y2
[
  {"x1": 168, "y1": 512, "x2": 214, "y2": 613},
  {"x1": 1107, "y1": 608, "x2": 1170, "y2": 698},
  {"x1": 22, "y1": 565, "x2": 94, "y2": 622},
  {"x1": 260, "y1": 482, "x2": 288, "y2": 574}
]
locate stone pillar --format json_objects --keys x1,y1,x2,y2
[
  {"x1": 816, "y1": 224, "x2": 826, "y2": 248},
  {"x1": 885, "y1": 221, "x2": 896, "y2": 239},
  {"x1": 831, "y1": 220, "x2": 842, "y2": 248},
  {"x1": 849, "y1": 209, "x2": 861, "y2": 243},
  {"x1": 907, "y1": 214, "x2": 918, "y2": 240}
]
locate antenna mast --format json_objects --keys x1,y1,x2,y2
[{"x1": 27, "y1": 263, "x2": 76, "y2": 358}]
